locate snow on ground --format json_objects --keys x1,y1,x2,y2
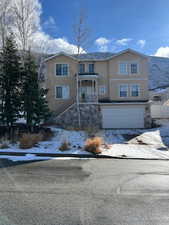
[
  {"x1": 101, "y1": 144, "x2": 169, "y2": 159},
  {"x1": 1, "y1": 124, "x2": 169, "y2": 160},
  {"x1": 0, "y1": 154, "x2": 53, "y2": 162},
  {"x1": 0, "y1": 128, "x2": 89, "y2": 155}
]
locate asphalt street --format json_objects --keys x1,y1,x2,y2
[{"x1": 0, "y1": 158, "x2": 169, "y2": 225}]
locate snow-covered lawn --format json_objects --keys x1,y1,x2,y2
[{"x1": 1, "y1": 124, "x2": 169, "y2": 161}]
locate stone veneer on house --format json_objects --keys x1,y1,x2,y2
[
  {"x1": 54, "y1": 104, "x2": 102, "y2": 129},
  {"x1": 51, "y1": 103, "x2": 152, "y2": 129}
]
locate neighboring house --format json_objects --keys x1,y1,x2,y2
[
  {"x1": 150, "y1": 87, "x2": 169, "y2": 103},
  {"x1": 150, "y1": 87, "x2": 169, "y2": 119},
  {"x1": 44, "y1": 49, "x2": 151, "y2": 129}
]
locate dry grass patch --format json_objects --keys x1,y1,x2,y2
[
  {"x1": 19, "y1": 133, "x2": 43, "y2": 149},
  {"x1": 84, "y1": 137, "x2": 103, "y2": 154},
  {"x1": 59, "y1": 140, "x2": 70, "y2": 151}
]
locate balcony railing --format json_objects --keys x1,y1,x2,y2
[
  {"x1": 79, "y1": 94, "x2": 98, "y2": 103},
  {"x1": 78, "y1": 72, "x2": 98, "y2": 76}
]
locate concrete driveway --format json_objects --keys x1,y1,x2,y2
[{"x1": 0, "y1": 158, "x2": 169, "y2": 225}]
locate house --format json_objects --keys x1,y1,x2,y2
[{"x1": 44, "y1": 49, "x2": 151, "y2": 129}]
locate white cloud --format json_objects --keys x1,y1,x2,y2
[
  {"x1": 116, "y1": 38, "x2": 132, "y2": 46},
  {"x1": 95, "y1": 37, "x2": 110, "y2": 46},
  {"x1": 95, "y1": 37, "x2": 111, "y2": 52},
  {"x1": 43, "y1": 16, "x2": 57, "y2": 31},
  {"x1": 31, "y1": 32, "x2": 84, "y2": 54},
  {"x1": 7, "y1": 0, "x2": 83, "y2": 54},
  {"x1": 154, "y1": 47, "x2": 169, "y2": 58},
  {"x1": 137, "y1": 39, "x2": 146, "y2": 48}
]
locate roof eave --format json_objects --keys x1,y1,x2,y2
[
  {"x1": 44, "y1": 52, "x2": 78, "y2": 62},
  {"x1": 107, "y1": 48, "x2": 148, "y2": 60}
]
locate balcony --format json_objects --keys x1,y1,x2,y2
[
  {"x1": 78, "y1": 72, "x2": 99, "y2": 80},
  {"x1": 78, "y1": 79, "x2": 98, "y2": 103}
]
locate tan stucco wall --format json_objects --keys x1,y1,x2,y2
[
  {"x1": 45, "y1": 55, "x2": 77, "y2": 114},
  {"x1": 108, "y1": 52, "x2": 149, "y2": 101},
  {"x1": 45, "y1": 51, "x2": 149, "y2": 115}
]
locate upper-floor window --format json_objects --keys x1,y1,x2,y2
[
  {"x1": 56, "y1": 64, "x2": 69, "y2": 76},
  {"x1": 119, "y1": 62, "x2": 139, "y2": 75},
  {"x1": 79, "y1": 63, "x2": 85, "y2": 73},
  {"x1": 55, "y1": 86, "x2": 70, "y2": 99},
  {"x1": 119, "y1": 63, "x2": 128, "y2": 75},
  {"x1": 89, "y1": 64, "x2": 94, "y2": 73},
  {"x1": 131, "y1": 63, "x2": 138, "y2": 74},
  {"x1": 119, "y1": 84, "x2": 128, "y2": 97},
  {"x1": 131, "y1": 84, "x2": 140, "y2": 97}
]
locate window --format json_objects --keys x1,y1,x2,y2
[
  {"x1": 119, "y1": 85, "x2": 128, "y2": 97},
  {"x1": 55, "y1": 86, "x2": 69, "y2": 99},
  {"x1": 56, "y1": 86, "x2": 62, "y2": 98},
  {"x1": 89, "y1": 64, "x2": 94, "y2": 73},
  {"x1": 56, "y1": 64, "x2": 68, "y2": 76},
  {"x1": 131, "y1": 63, "x2": 138, "y2": 74},
  {"x1": 119, "y1": 62, "x2": 139, "y2": 75},
  {"x1": 99, "y1": 86, "x2": 106, "y2": 95},
  {"x1": 131, "y1": 85, "x2": 140, "y2": 97},
  {"x1": 79, "y1": 64, "x2": 85, "y2": 73},
  {"x1": 119, "y1": 63, "x2": 128, "y2": 75}
]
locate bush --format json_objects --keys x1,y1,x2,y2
[
  {"x1": 84, "y1": 137, "x2": 103, "y2": 154},
  {"x1": 0, "y1": 142, "x2": 10, "y2": 149},
  {"x1": 19, "y1": 133, "x2": 43, "y2": 149},
  {"x1": 40, "y1": 129, "x2": 54, "y2": 141},
  {"x1": 59, "y1": 140, "x2": 70, "y2": 151}
]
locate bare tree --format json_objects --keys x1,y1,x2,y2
[
  {"x1": 73, "y1": 9, "x2": 90, "y2": 54},
  {"x1": 0, "y1": 0, "x2": 12, "y2": 48},
  {"x1": 73, "y1": 9, "x2": 90, "y2": 127},
  {"x1": 31, "y1": 38, "x2": 53, "y2": 82},
  {"x1": 11, "y1": 0, "x2": 41, "y2": 52}
]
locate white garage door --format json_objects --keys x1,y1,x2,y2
[{"x1": 102, "y1": 107, "x2": 145, "y2": 128}]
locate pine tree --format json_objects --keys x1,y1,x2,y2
[
  {"x1": 0, "y1": 34, "x2": 22, "y2": 127},
  {"x1": 22, "y1": 52, "x2": 50, "y2": 129}
]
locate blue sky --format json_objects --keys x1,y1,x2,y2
[{"x1": 39, "y1": 0, "x2": 169, "y2": 56}]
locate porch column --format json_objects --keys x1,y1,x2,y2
[
  {"x1": 92, "y1": 80, "x2": 96, "y2": 101},
  {"x1": 95, "y1": 79, "x2": 98, "y2": 102},
  {"x1": 79, "y1": 80, "x2": 82, "y2": 102},
  {"x1": 92, "y1": 79, "x2": 95, "y2": 96}
]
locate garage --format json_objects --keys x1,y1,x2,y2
[{"x1": 101, "y1": 105, "x2": 145, "y2": 129}]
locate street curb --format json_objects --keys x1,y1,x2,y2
[{"x1": 0, "y1": 151, "x2": 169, "y2": 160}]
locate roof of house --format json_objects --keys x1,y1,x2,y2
[
  {"x1": 42, "y1": 50, "x2": 169, "y2": 91},
  {"x1": 72, "y1": 52, "x2": 115, "y2": 60},
  {"x1": 44, "y1": 48, "x2": 147, "y2": 62}
]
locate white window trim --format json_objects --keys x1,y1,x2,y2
[
  {"x1": 55, "y1": 85, "x2": 70, "y2": 99},
  {"x1": 88, "y1": 63, "x2": 95, "y2": 73},
  {"x1": 99, "y1": 85, "x2": 106, "y2": 95},
  {"x1": 118, "y1": 61, "x2": 140, "y2": 75},
  {"x1": 130, "y1": 62, "x2": 139, "y2": 74},
  {"x1": 130, "y1": 84, "x2": 141, "y2": 97},
  {"x1": 79, "y1": 63, "x2": 85, "y2": 73},
  {"x1": 118, "y1": 62, "x2": 128, "y2": 75},
  {"x1": 119, "y1": 84, "x2": 129, "y2": 98},
  {"x1": 55, "y1": 63, "x2": 69, "y2": 76}
]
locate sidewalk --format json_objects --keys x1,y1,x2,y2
[{"x1": 0, "y1": 143, "x2": 169, "y2": 161}]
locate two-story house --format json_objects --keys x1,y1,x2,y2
[{"x1": 44, "y1": 49, "x2": 151, "y2": 129}]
